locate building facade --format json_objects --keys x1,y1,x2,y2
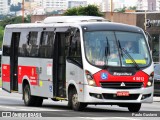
[
  {"x1": 43, "y1": 0, "x2": 67, "y2": 12},
  {"x1": 0, "y1": 0, "x2": 9, "y2": 15},
  {"x1": 137, "y1": 0, "x2": 160, "y2": 11},
  {"x1": 67, "y1": 0, "x2": 87, "y2": 8},
  {"x1": 105, "y1": 12, "x2": 160, "y2": 63}
]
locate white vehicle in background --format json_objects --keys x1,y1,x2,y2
[{"x1": 1, "y1": 16, "x2": 154, "y2": 112}]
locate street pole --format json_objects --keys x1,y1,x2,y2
[
  {"x1": 22, "y1": 0, "x2": 24, "y2": 23},
  {"x1": 145, "y1": 10, "x2": 146, "y2": 31},
  {"x1": 110, "y1": 0, "x2": 113, "y2": 22}
]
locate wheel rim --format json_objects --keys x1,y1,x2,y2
[
  {"x1": 24, "y1": 87, "x2": 29, "y2": 103},
  {"x1": 72, "y1": 93, "x2": 78, "y2": 108}
]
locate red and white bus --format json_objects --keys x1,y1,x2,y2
[{"x1": 1, "y1": 16, "x2": 154, "y2": 112}]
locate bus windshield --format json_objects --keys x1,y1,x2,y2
[{"x1": 84, "y1": 31, "x2": 151, "y2": 68}]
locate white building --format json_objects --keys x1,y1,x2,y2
[
  {"x1": 100, "y1": 0, "x2": 110, "y2": 12},
  {"x1": 137, "y1": 0, "x2": 148, "y2": 10},
  {"x1": 32, "y1": 0, "x2": 43, "y2": 7},
  {"x1": 67, "y1": 0, "x2": 87, "y2": 8},
  {"x1": 156, "y1": 0, "x2": 160, "y2": 11},
  {"x1": 137, "y1": 0, "x2": 160, "y2": 11},
  {"x1": 43, "y1": 0, "x2": 67, "y2": 11},
  {"x1": 0, "y1": 0, "x2": 9, "y2": 15}
]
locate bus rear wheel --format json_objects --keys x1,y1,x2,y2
[
  {"x1": 69, "y1": 89, "x2": 87, "y2": 111},
  {"x1": 23, "y1": 84, "x2": 36, "y2": 106},
  {"x1": 128, "y1": 103, "x2": 141, "y2": 112},
  {"x1": 23, "y1": 84, "x2": 43, "y2": 107}
]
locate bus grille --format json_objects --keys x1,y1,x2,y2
[
  {"x1": 102, "y1": 93, "x2": 139, "y2": 100},
  {"x1": 100, "y1": 82, "x2": 143, "y2": 89}
]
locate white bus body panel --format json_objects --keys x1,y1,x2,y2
[{"x1": 66, "y1": 61, "x2": 84, "y2": 101}]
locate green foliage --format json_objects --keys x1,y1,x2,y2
[
  {"x1": 64, "y1": 5, "x2": 103, "y2": 16},
  {"x1": 114, "y1": 7, "x2": 127, "y2": 13},
  {"x1": 0, "y1": 26, "x2": 4, "y2": 48},
  {"x1": 128, "y1": 6, "x2": 137, "y2": 10},
  {"x1": 114, "y1": 6, "x2": 137, "y2": 13}
]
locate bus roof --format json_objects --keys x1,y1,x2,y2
[
  {"x1": 43, "y1": 16, "x2": 108, "y2": 23},
  {"x1": 5, "y1": 16, "x2": 143, "y2": 33}
]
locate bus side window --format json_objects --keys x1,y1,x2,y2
[
  {"x1": 19, "y1": 31, "x2": 39, "y2": 57},
  {"x1": 68, "y1": 30, "x2": 82, "y2": 64},
  {"x1": 39, "y1": 31, "x2": 54, "y2": 58},
  {"x1": 3, "y1": 30, "x2": 12, "y2": 56},
  {"x1": 27, "y1": 32, "x2": 39, "y2": 57}
]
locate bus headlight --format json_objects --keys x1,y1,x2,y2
[
  {"x1": 85, "y1": 70, "x2": 96, "y2": 86},
  {"x1": 147, "y1": 72, "x2": 154, "y2": 87}
]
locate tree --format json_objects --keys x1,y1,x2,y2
[
  {"x1": 114, "y1": 7, "x2": 127, "y2": 13},
  {"x1": 114, "y1": 6, "x2": 136, "y2": 13},
  {"x1": 64, "y1": 5, "x2": 103, "y2": 16},
  {"x1": 0, "y1": 27, "x2": 4, "y2": 48},
  {"x1": 128, "y1": 6, "x2": 137, "y2": 10}
]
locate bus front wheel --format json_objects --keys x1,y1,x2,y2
[
  {"x1": 69, "y1": 89, "x2": 87, "y2": 111},
  {"x1": 128, "y1": 103, "x2": 141, "y2": 112}
]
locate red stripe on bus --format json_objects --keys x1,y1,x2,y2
[
  {"x1": 18, "y1": 66, "x2": 38, "y2": 85},
  {"x1": 2, "y1": 64, "x2": 10, "y2": 82},
  {"x1": 2, "y1": 64, "x2": 38, "y2": 85}
]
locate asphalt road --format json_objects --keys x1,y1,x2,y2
[{"x1": 0, "y1": 88, "x2": 160, "y2": 120}]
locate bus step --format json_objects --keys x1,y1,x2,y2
[
  {"x1": 11, "y1": 90, "x2": 18, "y2": 93},
  {"x1": 51, "y1": 97, "x2": 67, "y2": 101}
]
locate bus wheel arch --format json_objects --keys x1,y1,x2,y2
[
  {"x1": 22, "y1": 79, "x2": 43, "y2": 107},
  {"x1": 68, "y1": 84, "x2": 87, "y2": 111},
  {"x1": 22, "y1": 79, "x2": 36, "y2": 106}
]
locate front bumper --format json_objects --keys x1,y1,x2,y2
[{"x1": 82, "y1": 85, "x2": 153, "y2": 104}]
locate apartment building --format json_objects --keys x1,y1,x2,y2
[
  {"x1": 137, "y1": 0, "x2": 160, "y2": 11},
  {"x1": 67, "y1": 0, "x2": 87, "y2": 8},
  {"x1": 0, "y1": 0, "x2": 9, "y2": 15}
]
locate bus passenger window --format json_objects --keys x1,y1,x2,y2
[
  {"x1": 27, "y1": 32, "x2": 39, "y2": 57},
  {"x1": 39, "y1": 31, "x2": 54, "y2": 58}
]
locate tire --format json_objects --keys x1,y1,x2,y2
[
  {"x1": 128, "y1": 103, "x2": 141, "y2": 112},
  {"x1": 69, "y1": 89, "x2": 87, "y2": 111},
  {"x1": 68, "y1": 91, "x2": 72, "y2": 109},
  {"x1": 35, "y1": 97, "x2": 43, "y2": 107},
  {"x1": 23, "y1": 84, "x2": 36, "y2": 106}
]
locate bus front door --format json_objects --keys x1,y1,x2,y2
[
  {"x1": 10, "y1": 32, "x2": 20, "y2": 92},
  {"x1": 53, "y1": 32, "x2": 68, "y2": 98}
]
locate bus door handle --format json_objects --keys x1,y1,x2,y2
[{"x1": 70, "y1": 71, "x2": 75, "y2": 76}]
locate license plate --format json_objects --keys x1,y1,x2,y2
[{"x1": 117, "y1": 91, "x2": 129, "y2": 96}]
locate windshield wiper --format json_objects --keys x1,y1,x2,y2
[
  {"x1": 117, "y1": 40, "x2": 140, "y2": 70},
  {"x1": 102, "y1": 37, "x2": 110, "y2": 69},
  {"x1": 105, "y1": 37, "x2": 110, "y2": 57}
]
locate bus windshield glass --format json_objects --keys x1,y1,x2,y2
[{"x1": 84, "y1": 31, "x2": 151, "y2": 68}]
